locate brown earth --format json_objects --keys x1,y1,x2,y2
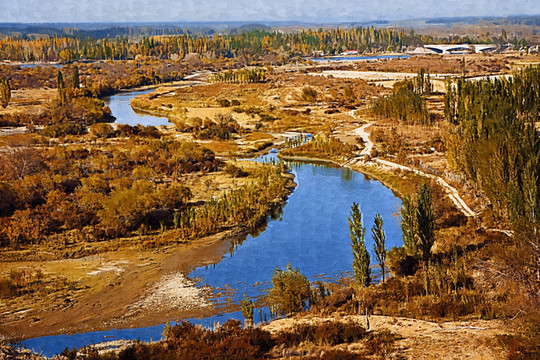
[{"x1": 264, "y1": 314, "x2": 507, "y2": 359}]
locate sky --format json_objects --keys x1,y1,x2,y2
[{"x1": 1, "y1": 0, "x2": 539, "y2": 23}]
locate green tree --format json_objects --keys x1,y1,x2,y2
[
  {"x1": 72, "y1": 65, "x2": 80, "y2": 89},
  {"x1": 416, "y1": 184, "x2": 435, "y2": 263},
  {"x1": 57, "y1": 70, "x2": 66, "y2": 105},
  {"x1": 401, "y1": 195, "x2": 418, "y2": 256},
  {"x1": 349, "y1": 202, "x2": 370, "y2": 287},
  {"x1": 0, "y1": 77, "x2": 11, "y2": 108},
  {"x1": 400, "y1": 184, "x2": 435, "y2": 263},
  {"x1": 267, "y1": 264, "x2": 311, "y2": 317},
  {"x1": 240, "y1": 294, "x2": 254, "y2": 328},
  {"x1": 372, "y1": 213, "x2": 387, "y2": 282}
]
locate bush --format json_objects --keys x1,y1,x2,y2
[
  {"x1": 217, "y1": 99, "x2": 231, "y2": 107},
  {"x1": 267, "y1": 264, "x2": 312, "y2": 316},
  {"x1": 41, "y1": 123, "x2": 87, "y2": 137},
  {"x1": 387, "y1": 246, "x2": 419, "y2": 277},
  {"x1": 301, "y1": 86, "x2": 318, "y2": 102},
  {"x1": 225, "y1": 163, "x2": 248, "y2": 178},
  {"x1": 274, "y1": 321, "x2": 366, "y2": 346},
  {"x1": 90, "y1": 123, "x2": 114, "y2": 138}
]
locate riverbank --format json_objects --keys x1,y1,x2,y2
[{"x1": 0, "y1": 169, "x2": 296, "y2": 340}]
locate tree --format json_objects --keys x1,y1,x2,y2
[
  {"x1": 416, "y1": 184, "x2": 435, "y2": 264},
  {"x1": 372, "y1": 213, "x2": 387, "y2": 282},
  {"x1": 0, "y1": 77, "x2": 11, "y2": 108},
  {"x1": 349, "y1": 202, "x2": 370, "y2": 287},
  {"x1": 401, "y1": 195, "x2": 418, "y2": 256},
  {"x1": 57, "y1": 70, "x2": 66, "y2": 105},
  {"x1": 267, "y1": 264, "x2": 311, "y2": 317},
  {"x1": 72, "y1": 65, "x2": 80, "y2": 89},
  {"x1": 240, "y1": 294, "x2": 254, "y2": 328},
  {"x1": 400, "y1": 184, "x2": 435, "y2": 264}
]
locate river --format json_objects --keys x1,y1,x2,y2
[{"x1": 22, "y1": 88, "x2": 403, "y2": 357}]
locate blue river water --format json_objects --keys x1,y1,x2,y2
[
  {"x1": 3, "y1": 63, "x2": 64, "y2": 68},
  {"x1": 22, "y1": 90, "x2": 402, "y2": 358},
  {"x1": 106, "y1": 89, "x2": 172, "y2": 127}
]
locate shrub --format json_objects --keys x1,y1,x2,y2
[
  {"x1": 224, "y1": 163, "x2": 248, "y2": 178},
  {"x1": 41, "y1": 123, "x2": 87, "y2": 137},
  {"x1": 274, "y1": 321, "x2": 367, "y2": 346},
  {"x1": 217, "y1": 99, "x2": 231, "y2": 107},
  {"x1": 89, "y1": 123, "x2": 114, "y2": 138},
  {"x1": 267, "y1": 264, "x2": 312, "y2": 316},
  {"x1": 301, "y1": 86, "x2": 318, "y2": 102},
  {"x1": 387, "y1": 246, "x2": 419, "y2": 277}
]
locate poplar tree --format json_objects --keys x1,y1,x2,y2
[
  {"x1": 349, "y1": 202, "x2": 370, "y2": 287},
  {"x1": 400, "y1": 184, "x2": 435, "y2": 264},
  {"x1": 372, "y1": 213, "x2": 387, "y2": 282},
  {"x1": 72, "y1": 65, "x2": 80, "y2": 89},
  {"x1": 0, "y1": 77, "x2": 10, "y2": 108},
  {"x1": 416, "y1": 184, "x2": 435, "y2": 264},
  {"x1": 401, "y1": 195, "x2": 418, "y2": 256},
  {"x1": 57, "y1": 70, "x2": 66, "y2": 105}
]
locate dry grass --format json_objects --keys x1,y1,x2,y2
[
  {"x1": 198, "y1": 140, "x2": 240, "y2": 155},
  {"x1": 244, "y1": 132, "x2": 275, "y2": 141}
]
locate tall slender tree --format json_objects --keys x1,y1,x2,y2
[
  {"x1": 400, "y1": 183, "x2": 436, "y2": 265},
  {"x1": 372, "y1": 213, "x2": 387, "y2": 282},
  {"x1": 57, "y1": 70, "x2": 66, "y2": 105},
  {"x1": 72, "y1": 65, "x2": 80, "y2": 90},
  {"x1": 401, "y1": 195, "x2": 418, "y2": 256},
  {"x1": 0, "y1": 77, "x2": 11, "y2": 108},
  {"x1": 349, "y1": 202, "x2": 370, "y2": 287},
  {"x1": 240, "y1": 294, "x2": 254, "y2": 328},
  {"x1": 416, "y1": 184, "x2": 435, "y2": 264}
]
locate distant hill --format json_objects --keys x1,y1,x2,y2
[{"x1": 0, "y1": 15, "x2": 538, "y2": 39}]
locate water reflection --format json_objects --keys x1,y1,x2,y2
[
  {"x1": 188, "y1": 154, "x2": 402, "y2": 317},
  {"x1": 22, "y1": 91, "x2": 404, "y2": 357},
  {"x1": 105, "y1": 90, "x2": 172, "y2": 127}
]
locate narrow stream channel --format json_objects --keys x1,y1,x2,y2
[{"x1": 23, "y1": 88, "x2": 403, "y2": 357}]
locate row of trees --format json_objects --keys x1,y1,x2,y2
[
  {"x1": 0, "y1": 27, "x2": 486, "y2": 62},
  {"x1": 445, "y1": 66, "x2": 540, "y2": 235},
  {"x1": 280, "y1": 134, "x2": 356, "y2": 161},
  {"x1": 349, "y1": 203, "x2": 389, "y2": 287},
  {"x1": 208, "y1": 68, "x2": 266, "y2": 84},
  {"x1": 349, "y1": 184, "x2": 436, "y2": 289},
  {"x1": 371, "y1": 70, "x2": 432, "y2": 125}
]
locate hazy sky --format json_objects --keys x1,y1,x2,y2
[{"x1": 1, "y1": 0, "x2": 539, "y2": 23}]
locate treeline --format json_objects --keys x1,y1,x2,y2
[
  {"x1": 280, "y1": 134, "x2": 356, "y2": 161},
  {"x1": 445, "y1": 66, "x2": 540, "y2": 234},
  {"x1": 0, "y1": 36, "x2": 131, "y2": 62},
  {"x1": 0, "y1": 27, "x2": 464, "y2": 62},
  {"x1": 175, "y1": 163, "x2": 288, "y2": 239},
  {"x1": 209, "y1": 68, "x2": 266, "y2": 84},
  {"x1": 371, "y1": 70, "x2": 432, "y2": 125}
]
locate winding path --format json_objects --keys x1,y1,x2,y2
[{"x1": 347, "y1": 109, "x2": 477, "y2": 218}]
